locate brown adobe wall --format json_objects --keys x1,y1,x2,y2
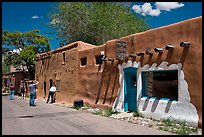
[
  {"x1": 132, "y1": 16, "x2": 202, "y2": 127},
  {"x1": 36, "y1": 48, "x2": 78, "y2": 105},
  {"x1": 76, "y1": 43, "x2": 121, "y2": 109},
  {"x1": 76, "y1": 16, "x2": 202, "y2": 126},
  {"x1": 35, "y1": 16, "x2": 201, "y2": 127}
]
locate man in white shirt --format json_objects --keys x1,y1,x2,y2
[{"x1": 46, "y1": 83, "x2": 56, "y2": 104}]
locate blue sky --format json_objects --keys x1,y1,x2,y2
[{"x1": 2, "y1": 2, "x2": 202, "y2": 50}]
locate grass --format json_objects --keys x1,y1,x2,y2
[
  {"x1": 92, "y1": 107, "x2": 114, "y2": 117},
  {"x1": 71, "y1": 103, "x2": 91, "y2": 110},
  {"x1": 131, "y1": 112, "x2": 200, "y2": 135},
  {"x1": 133, "y1": 110, "x2": 143, "y2": 118},
  {"x1": 158, "y1": 117, "x2": 199, "y2": 135},
  {"x1": 69, "y1": 103, "x2": 200, "y2": 135},
  {"x1": 71, "y1": 105, "x2": 82, "y2": 110}
]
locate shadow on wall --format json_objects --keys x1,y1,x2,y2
[{"x1": 140, "y1": 97, "x2": 174, "y2": 113}]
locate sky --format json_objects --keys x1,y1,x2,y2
[{"x1": 2, "y1": 2, "x2": 202, "y2": 50}]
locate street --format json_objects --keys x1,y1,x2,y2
[{"x1": 2, "y1": 95, "x2": 171, "y2": 135}]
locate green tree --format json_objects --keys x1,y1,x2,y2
[
  {"x1": 2, "y1": 57, "x2": 10, "y2": 75},
  {"x1": 49, "y1": 2, "x2": 150, "y2": 46},
  {"x1": 2, "y1": 55, "x2": 10, "y2": 74},
  {"x1": 2, "y1": 30, "x2": 51, "y2": 79}
]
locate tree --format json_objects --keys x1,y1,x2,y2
[
  {"x1": 2, "y1": 30, "x2": 51, "y2": 79},
  {"x1": 2, "y1": 56, "x2": 10, "y2": 75},
  {"x1": 49, "y1": 2, "x2": 151, "y2": 47}
]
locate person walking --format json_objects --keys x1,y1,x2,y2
[
  {"x1": 20, "y1": 80, "x2": 26, "y2": 99},
  {"x1": 46, "y1": 83, "x2": 56, "y2": 104},
  {"x1": 28, "y1": 80, "x2": 39, "y2": 106},
  {"x1": 9, "y1": 83, "x2": 15, "y2": 100}
]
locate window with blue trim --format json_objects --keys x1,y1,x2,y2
[{"x1": 141, "y1": 69, "x2": 178, "y2": 101}]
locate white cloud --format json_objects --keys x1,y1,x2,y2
[
  {"x1": 32, "y1": 15, "x2": 39, "y2": 19},
  {"x1": 132, "y1": 5, "x2": 142, "y2": 14},
  {"x1": 149, "y1": 9, "x2": 161, "y2": 16},
  {"x1": 155, "y1": 2, "x2": 184, "y2": 11},
  {"x1": 142, "y1": 3, "x2": 152, "y2": 14},
  {"x1": 132, "y1": 2, "x2": 184, "y2": 17},
  {"x1": 32, "y1": 15, "x2": 43, "y2": 19},
  {"x1": 132, "y1": 3, "x2": 160, "y2": 16}
]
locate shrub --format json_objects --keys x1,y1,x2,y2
[{"x1": 133, "y1": 110, "x2": 143, "y2": 117}]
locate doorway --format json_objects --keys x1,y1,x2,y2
[
  {"x1": 50, "y1": 79, "x2": 53, "y2": 88},
  {"x1": 123, "y1": 67, "x2": 137, "y2": 112},
  {"x1": 43, "y1": 82, "x2": 46, "y2": 97}
]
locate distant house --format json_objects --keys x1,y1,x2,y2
[
  {"x1": 2, "y1": 65, "x2": 28, "y2": 94},
  {"x1": 35, "y1": 16, "x2": 202, "y2": 128}
]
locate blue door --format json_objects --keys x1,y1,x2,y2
[{"x1": 124, "y1": 67, "x2": 137, "y2": 112}]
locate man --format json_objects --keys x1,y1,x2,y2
[
  {"x1": 28, "y1": 80, "x2": 39, "y2": 106},
  {"x1": 20, "y1": 80, "x2": 26, "y2": 99},
  {"x1": 46, "y1": 83, "x2": 56, "y2": 104}
]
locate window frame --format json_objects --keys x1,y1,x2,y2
[
  {"x1": 141, "y1": 69, "x2": 178, "y2": 101},
  {"x1": 56, "y1": 80, "x2": 60, "y2": 92},
  {"x1": 80, "y1": 56, "x2": 87, "y2": 66}
]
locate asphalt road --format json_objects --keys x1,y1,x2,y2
[{"x1": 2, "y1": 95, "x2": 172, "y2": 135}]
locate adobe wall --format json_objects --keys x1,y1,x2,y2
[
  {"x1": 77, "y1": 45, "x2": 118, "y2": 108},
  {"x1": 76, "y1": 16, "x2": 202, "y2": 126},
  {"x1": 35, "y1": 48, "x2": 78, "y2": 105},
  {"x1": 132, "y1": 16, "x2": 202, "y2": 127},
  {"x1": 35, "y1": 16, "x2": 201, "y2": 126}
]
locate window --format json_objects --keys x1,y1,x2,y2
[
  {"x1": 141, "y1": 69, "x2": 178, "y2": 101},
  {"x1": 81, "y1": 57, "x2": 87, "y2": 66},
  {"x1": 43, "y1": 82, "x2": 46, "y2": 96},
  {"x1": 50, "y1": 79, "x2": 53, "y2": 88},
  {"x1": 42, "y1": 59, "x2": 44, "y2": 65},
  {"x1": 95, "y1": 55, "x2": 103, "y2": 65},
  {"x1": 62, "y1": 53, "x2": 65, "y2": 65},
  {"x1": 56, "y1": 80, "x2": 60, "y2": 91}
]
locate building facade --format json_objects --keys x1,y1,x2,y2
[{"x1": 35, "y1": 16, "x2": 202, "y2": 127}]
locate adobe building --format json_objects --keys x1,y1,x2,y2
[
  {"x1": 2, "y1": 65, "x2": 28, "y2": 93},
  {"x1": 35, "y1": 16, "x2": 202, "y2": 127}
]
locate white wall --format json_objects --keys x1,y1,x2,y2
[{"x1": 112, "y1": 60, "x2": 198, "y2": 127}]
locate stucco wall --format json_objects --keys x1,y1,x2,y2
[
  {"x1": 36, "y1": 48, "x2": 78, "y2": 104},
  {"x1": 102, "y1": 17, "x2": 201, "y2": 127},
  {"x1": 35, "y1": 16, "x2": 202, "y2": 127},
  {"x1": 113, "y1": 60, "x2": 199, "y2": 127},
  {"x1": 76, "y1": 45, "x2": 120, "y2": 108},
  {"x1": 132, "y1": 16, "x2": 202, "y2": 127},
  {"x1": 76, "y1": 16, "x2": 202, "y2": 126}
]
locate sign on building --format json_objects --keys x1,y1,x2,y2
[{"x1": 115, "y1": 40, "x2": 127, "y2": 61}]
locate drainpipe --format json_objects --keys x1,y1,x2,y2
[
  {"x1": 179, "y1": 42, "x2": 190, "y2": 69},
  {"x1": 136, "y1": 52, "x2": 145, "y2": 67},
  {"x1": 145, "y1": 48, "x2": 153, "y2": 65},
  {"x1": 165, "y1": 44, "x2": 174, "y2": 65},
  {"x1": 154, "y1": 48, "x2": 163, "y2": 66},
  {"x1": 128, "y1": 54, "x2": 137, "y2": 62}
]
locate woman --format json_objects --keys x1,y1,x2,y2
[
  {"x1": 9, "y1": 83, "x2": 15, "y2": 100},
  {"x1": 20, "y1": 80, "x2": 26, "y2": 99}
]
